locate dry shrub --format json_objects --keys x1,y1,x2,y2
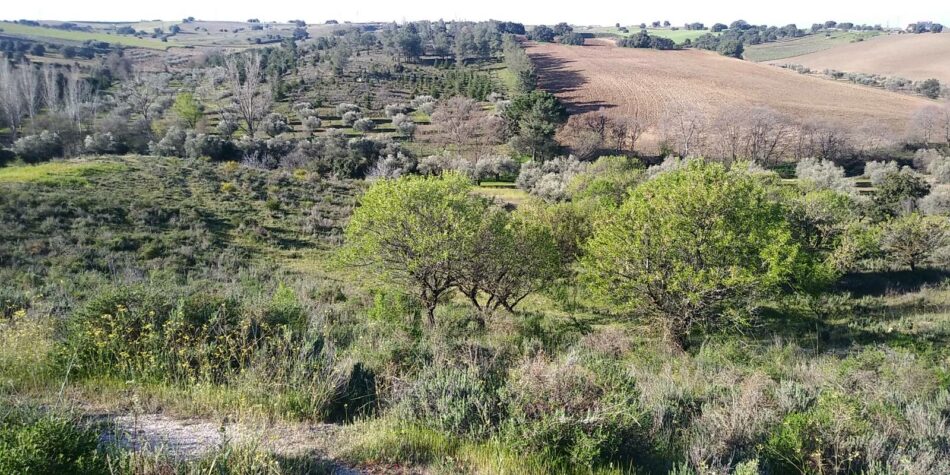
[
  {"x1": 627, "y1": 348, "x2": 708, "y2": 437},
  {"x1": 578, "y1": 327, "x2": 632, "y2": 358},
  {"x1": 507, "y1": 352, "x2": 603, "y2": 419},
  {"x1": 688, "y1": 372, "x2": 777, "y2": 473},
  {"x1": 502, "y1": 350, "x2": 641, "y2": 467}
]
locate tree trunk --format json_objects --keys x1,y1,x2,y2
[
  {"x1": 663, "y1": 324, "x2": 688, "y2": 353},
  {"x1": 425, "y1": 303, "x2": 436, "y2": 326}
]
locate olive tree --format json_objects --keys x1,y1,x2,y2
[
  {"x1": 583, "y1": 159, "x2": 803, "y2": 348},
  {"x1": 262, "y1": 112, "x2": 291, "y2": 137},
  {"x1": 342, "y1": 173, "x2": 488, "y2": 324},
  {"x1": 880, "y1": 214, "x2": 950, "y2": 270},
  {"x1": 872, "y1": 168, "x2": 931, "y2": 219},
  {"x1": 392, "y1": 113, "x2": 417, "y2": 140},
  {"x1": 302, "y1": 116, "x2": 322, "y2": 136}
]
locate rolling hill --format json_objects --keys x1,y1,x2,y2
[
  {"x1": 763, "y1": 32, "x2": 950, "y2": 84},
  {"x1": 526, "y1": 39, "x2": 936, "y2": 152}
]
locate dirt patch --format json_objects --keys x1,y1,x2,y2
[{"x1": 99, "y1": 413, "x2": 361, "y2": 473}]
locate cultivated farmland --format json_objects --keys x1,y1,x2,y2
[
  {"x1": 0, "y1": 21, "x2": 169, "y2": 49},
  {"x1": 743, "y1": 30, "x2": 880, "y2": 62},
  {"x1": 527, "y1": 38, "x2": 934, "y2": 151},
  {"x1": 764, "y1": 32, "x2": 950, "y2": 84}
]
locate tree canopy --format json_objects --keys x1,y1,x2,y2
[{"x1": 583, "y1": 160, "x2": 807, "y2": 348}]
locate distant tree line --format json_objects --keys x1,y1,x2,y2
[
  {"x1": 527, "y1": 23, "x2": 586, "y2": 46},
  {"x1": 906, "y1": 21, "x2": 944, "y2": 33},
  {"x1": 380, "y1": 20, "x2": 525, "y2": 64},
  {"x1": 617, "y1": 31, "x2": 676, "y2": 50}
]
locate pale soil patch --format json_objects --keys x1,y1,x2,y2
[{"x1": 98, "y1": 412, "x2": 362, "y2": 473}]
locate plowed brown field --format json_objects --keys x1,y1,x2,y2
[
  {"x1": 526, "y1": 39, "x2": 936, "y2": 151},
  {"x1": 765, "y1": 33, "x2": 950, "y2": 84}
]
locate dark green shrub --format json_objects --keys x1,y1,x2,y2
[
  {"x1": 0, "y1": 409, "x2": 106, "y2": 475},
  {"x1": 327, "y1": 362, "x2": 378, "y2": 423},
  {"x1": 185, "y1": 133, "x2": 239, "y2": 161},
  {"x1": 0, "y1": 148, "x2": 16, "y2": 166},
  {"x1": 12, "y1": 131, "x2": 63, "y2": 163},
  {"x1": 762, "y1": 394, "x2": 866, "y2": 474}
]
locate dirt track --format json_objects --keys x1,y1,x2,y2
[{"x1": 526, "y1": 39, "x2": 936, "y2": 151}]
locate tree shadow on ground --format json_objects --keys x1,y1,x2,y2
[
  {"x1": 526, "y1": 51, "x2": 616, "y2": 115},
  {"x1": 835, "y1": 269, "x2": 950, "y2": 298},
  {"x1": 272, "y1": 452, "x2": 341, "y2": 474}
]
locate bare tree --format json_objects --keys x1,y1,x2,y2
[
  {"x1": 710, "y1": 106, "x2": 746, "y2": 163},
  {"x1": 0, "y1": 61, "x2": 26, "y2": 140},
  {"x1": 18, "y1": 65, "x2": 40, "y2": 134},
  {"x1": 42, "y1": 64, "x2": 61, "y2": 113},
  {"x1": 856, "y1": 120, "x2": 897, "y2": 152},
  {"x1": 119, "y1": 72, "x2": 169, "y2": 124},
  {"x1": 431, "y1": 96, "x2": 503, "y2": 165},
  {"x1": 708, "y1": 106, "x2": 791, "y2": 165},
  {"x1": 582, "y1": 109, "x2": 611, "y2": 144},
  {"x1": 910, "y1": 105, "x2": 942, "y2": 144},
  {"x1": 744, "y1": 107, "x2": 791, "y2": 165},
  {"x1": 660, "y1": 104, "x2": 707, "y2": 157},
  {"x1": 224, "y1": 52, "x2": 272, "y2": 137},
  {"x1": 63, "y1": 69, "x2": 89, "y2": 133},
  {"x1": 790, "y1": 120, "x2": 851, "y2": 161},
  {"x1": 813, "y1": 125, "x2": 851, "y2": 160},
  {"x1": 611, "y1": 108, "x2": 649, "y2": 154},
  {"x1": 791, "y1": 120, "x2": 817, "y2": 161}
]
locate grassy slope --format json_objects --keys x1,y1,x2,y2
[
  {"x1": 0, "y1": 161, "x2": 125, "y2": 185},
  {"x1": 744, "y1": 30, "x2": 881, "y2": 62},
  {"x1": 2, "y1": 156, "x2": 950, "y2": 472},
  {"x1": 762, "y1": 32, "x2": 950, "y2": 84},
  {"x1": 645, "y1": 28, "x2": 717, "y2": 43},
  {"x1": 0, "y1": 156, "x2": 360, "y2": 412}
]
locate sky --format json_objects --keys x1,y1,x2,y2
[{"x1": 3, "y1": 0, "x2": 948, "y2": 29}]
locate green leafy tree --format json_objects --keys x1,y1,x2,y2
[
  {"x1": 504, "y1": 90, "x2": 567, "y2": 160},
  {"x1": 783, "y1": 187, "x2": 859, "y2": 294},
  {"x1": 456, "y1": 207, "x2": 561, "y2": 315},
  {"x1": 342, "y1": 174, "x2": 488, "y2": 324},
  {"x1": 717, "y1": 39, "x2": 744, "y2": 58},
  {"x1": 583, "y1": 160, "x2": 803, "y2": 348},
  {"x1": 569, "y1": 155, "x2": 645, "y2": 207},
  {"x1": 871, "y1": 169, "x2": 931, "y2": 220}
]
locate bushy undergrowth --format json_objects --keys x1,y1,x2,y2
[
  {"x1": 3, "y1": 156, "x2": 950, "y2": 473},
  {"x1": 0, "y1": 408, "x2": 106, "y2": 475}
]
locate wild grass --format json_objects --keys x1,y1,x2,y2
[
  {"x1": 342, "y1": 417, "x2": 555, "y2": 474},
  {"x1": 474, "y1": 185, "x2": 532, "y2": 206},
  {"x1": 575, "y1": 26, "x2": 719, "y2": 44},
  {"x1": 0, "y1": 315, "x2": 57, "y2": 395},
  {"x1": 0, "y1": 160, "x2": 125, "y2": 185}
]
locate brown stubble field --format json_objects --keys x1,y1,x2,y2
[
  {"x1": 527, "y1": 39, "x2": 936, "y2": 152},
  {"x1": 766, "y1": 32, "x2": 950, "y2": 84}
]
